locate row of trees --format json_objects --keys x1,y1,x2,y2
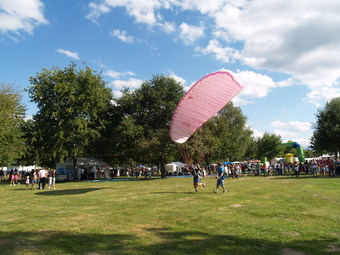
[{"x1": 1, "y1": 63, "x2": 339, "y2": 177}]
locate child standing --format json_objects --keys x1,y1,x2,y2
[
  {"x1": 14, "y1": 170, "x2": 20, "y2": 185},
  {"x1": 25, "y1": 175, "x2": 30, "y2": 190}
]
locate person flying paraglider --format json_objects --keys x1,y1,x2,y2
[{"x1": 214, "y1": 162, "x2": 226, "y2": 193}]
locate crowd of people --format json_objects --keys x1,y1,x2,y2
[
  {"x1": 243, "y1": 159, "x2": 340, "y2": 177},
  {"x1": 185, "y1": 159, "x2": 339, "y2": 192},
  {"x1": 191, "y1": 159, "x2": 340, "y2": 178},
  {"x1": 1, "y1": 158, "x2": 338, "y2": 194},
  {"x1": 74, "y1": 166, "x2": 153, "y2": 180},
  {"x1": 0, "y1": 168, "x2": 57, "y2": 190}
]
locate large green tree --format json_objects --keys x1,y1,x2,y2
[
  {"x1": 256, "y1": 132, "x2": 282, "y2": 162},
  {"x1": 0, "y1": 84, "x2": 26, "y2": 166},
  {"x1": 311, "y1": 97, "x2": 340, "y2": 158},
  {"x1": 114, "y1": 75, "x2": 184, "y2": 177},
  {"x1": 28, "y1": 63, "x2": 113, "y2": 169},
  {"x1": 178, "y1": 119, "x2": 219, "y2": 166},
  {"x1": 214, "y1": 103, "x2": 253, "y2": 162},
  {"x1": 178, "y1": 102, "x2": 253, "y2": 165}
]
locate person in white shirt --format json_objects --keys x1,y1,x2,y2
[{"x1": 38, "y1": 168, "x2": 48, "y2": 189}]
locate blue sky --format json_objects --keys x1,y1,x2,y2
[{"x1": 1, "y1": 0, "x2": 340, "y2": 148}]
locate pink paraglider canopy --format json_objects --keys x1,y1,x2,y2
[{"x1": 170, "y1": 71, "x2": 244, "y2": 143}]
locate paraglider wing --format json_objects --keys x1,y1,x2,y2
[{"x1": 170, "y1": 71, "x2": 244, "y2": 143}]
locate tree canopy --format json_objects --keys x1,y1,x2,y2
[
  {"x1": 16, "y1": 62, "x2": 302, "y2": 173},
  {"x1": 112, "y1": 75, "x2": 185, "y2": 177},
  {"x1": 28, "y1": 63, "x2": 113, "y2": 167},
  {"x1": 256, "y1": 132, "x2": 282, "y2": 162},
  {"x1": 0, "y1": 84, "x2": 26, "y2": 166},
  {"x1": 178, "y1": 102, "x2": 253, "y2": 165},
  {"x1": 311, "y1": 97, "x2": 340, "y2": 157}
]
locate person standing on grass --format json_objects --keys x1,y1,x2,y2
[
  {"x1": 25, "y1": 175, "x2": 30, "y2": 190},
  {"x1": 38, "y1": 168, "x2": 48, "y2": 189},
  {"x1": 13, "y1": 169, "x2": 20, "y2": 186},
  {"x1": 48, "y1": 169, "x2": 57, "y2": 190},
  {"x1": 192, "y1": 164, "x2": 206, "y2": 192},
  {"x1": 214, "y1": 162, "x2": 226, "y2": 193},
  {"x1": 329, "y1": 161, "x2": 335, "y2": 177},
  {"x1": 10, "y1": 169, "x2": 15, "y2": 186},
  {"x1": 292, "y1": 163, "x2": 300, "y2": 177},
  {"x1": 0, "y1": 169, "x2": 4, "y2": 183},
  {"x1": 336, "y1": 163, "x2": 340, "y2": 176},
  {"x1": 31, "y1": 169, "x2": 38, "y2": 190}
]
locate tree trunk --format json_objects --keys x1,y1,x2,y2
[
  {"x1": 72, "y1": 157, "x2": 77, "y2": 181},
  {"x1": 160, "y1": 156, "x2": 166, "y2": 178}
]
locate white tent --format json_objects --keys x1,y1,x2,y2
[
  {"x1": 165, "y1": 162, "x2": 186, "y2": 173},
  {"x1": 56, "y1": 157, "x2": 108, "y2": 175},
  {"x1": 0, "y1": 165, "x2": 40, "y2": 172}
]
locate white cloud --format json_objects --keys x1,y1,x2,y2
[
  {"x1": 293, "y1": 138, "x2": 311, "y2": 148},
  {"x1": 86, "y1": 0, "x2": 340, "y2": 104},
  {"x1": 112, "y1": 90, "x2": 122, "y2": 99},
  {"x1": 104, "y1": 69, "x2": 136, "y2": 79},
  {"x1": 169, "y1": 72, "x2": 186, "y2": 85},
  {"x1": 305, "y1": 85, "x2": 340, "y2": 106},
  {"x1": 103, "y1": 70, "x2": 121, "y2": 79},
  {"x1": 86, "y1": 1, "x2": 111, "y2": 23},
  {"x1": 157, "y1": 21, "x2": 176, "y2": 33},
  {"x1": 173, "y1": 0, "x2": 228, "y2": 14},
  {"x1": 110, "y1": 29, "x2": 135, "y2": 43},
  {"x1": 0, "y1": 0, "x2": 48, "y2": 36},
  {"x1": 87, "y1": 0, "x2": 162, "y2": 25},
  {"x1": 209, "y1": 0, "x2": 340, "y2": 102},
  {"x1": 246, "y1": 125, "x2": 263, "y2": 138},
  {"x1": 55, "y1": 49, "x2": 80, "y2": 60},
  {"x1": 179, "y1": 23, "x2": 204, "y2": 45},
  {"x1": 110, "y1": 78, "x2": 143, "y2": 90},
  {"x1": 271, "y1": 120, "x2": 312, "y2": 147},
  {"x1": 230, "y1": 70, "x2": 285, "y2": 105},
  {"x1": 196, "y1": 39, "x2": 240, "y2": 63},
  {"x1": 271, "y1": 120, "x2": 311, "y2": 132}
]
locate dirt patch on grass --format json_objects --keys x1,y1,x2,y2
[
  {"x1": 283, "y1": 231, "x2": 300, "y2": 237},
  {"x1": 327, "y1": 245, "x2": 340, "y2": 252},
  {"x1": 280, "y1": 248, "x2": 307, "y2": 255},
  {"x1": 230, "y1": 204, "x2": 242, "y2": 208},
  {"x1": 178, "y1": 197, "x2": 192, "y2": 202}
]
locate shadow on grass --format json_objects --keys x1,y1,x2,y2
[
  {"x1": 0, "y1": 228, "x2": 338, "y2": 255},
  {"x1": 35, "y1": 188, "x2": 104, "y2": 196},
  {"x1": 87, "y1": 177, "x2": 159, "y2": 183},
  {"x1": 151, "y1": 191, "x2": 218, "y2": 195},
  {"x1": 269, "y1": 175, "x2": 339, "y2": 180}
]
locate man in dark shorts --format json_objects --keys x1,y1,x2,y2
[{"x1": 214, "y1": 162, "x2": 226, "y2": 193}]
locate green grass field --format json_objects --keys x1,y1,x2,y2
[{"x1": 0, "y1": 175, "x2": 339, "y2": 255}]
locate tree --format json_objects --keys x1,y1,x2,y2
[
  {"x1": 244, "y1": 136, "x2": 258, "y2": 161},
  {"x1": 178, "y1": 102, "x2": 253, "y2": 165},
  {"x1": 114, "y1": 75, "x2": 184, "y2": 177},
  {"x1": 178, "y1": 119, "x2": 219, "y2": 166},
  {"x1": 214, "y1": 103, "x2": 253, "y2": 162},
  {"x1": 311, "y1": 97, "x2": 340, "y2": 158},
  {"x1": 0, "y1": 84, "x2": 26, "y2": 166},
  {"x1": 28, "y1": 63, "x2": 113, "y2": 170},
  {"x1": 304, "y1": 148, "x2": 317, "y2": 158},
  {"x1": 256, "y1": 132, "x2": 282, "y2": 162},
  {"x1": 19, "y1": 119, "x2": 39, "y2": 166}
]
